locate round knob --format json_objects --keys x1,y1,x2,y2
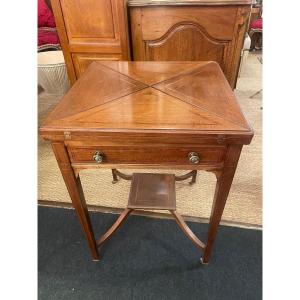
[
  {"x1": 188, "y1": 152, "x2": 200, "y2": 164},
  {"x1": 93, "y1": 151, "x2": 104, "y2": 163}
]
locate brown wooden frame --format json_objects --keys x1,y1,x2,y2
[{"x1": 40, "y1": 61, "x2": 253, "y2": 264}]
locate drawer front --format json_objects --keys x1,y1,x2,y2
[{"x1": 68, "y1": 146, "x2": 226, "y2": 166}]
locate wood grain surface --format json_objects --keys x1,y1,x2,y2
[
  {"x1": 50, "y1": 0, "x2": 130, "y2": 83},
  {"x1": 128, "y1": 0, "x2": 253, "y2": 6},
  {"x1": 129, "y1": 4, "x2": 251, "y2": 88},
  {"x1": 40, "y1": 61, "x2": 253, "y2": 140},
  {"x1": 39, "y1": 60, "x2": 254, "y2": 263}
]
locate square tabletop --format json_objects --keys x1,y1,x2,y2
[{"x1": 40, "y1": 61, "x2": 253, "y2": 143}]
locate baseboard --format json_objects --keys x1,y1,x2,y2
[{"x1": 38, "y1": 199, "x2": 262, "y2": 230}]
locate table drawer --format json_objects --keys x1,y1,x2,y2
[{"x1": 68, "y1": 146, "x2": 226, "y2": 166}]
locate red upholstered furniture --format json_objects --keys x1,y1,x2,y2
[
  {"x1": 251, "y1": 18, "x2": 262, "y2": 30},
  {"x1": 249, "y1": 18, "x2": 263, "y2": 51},
  {"x1": 38, "y1": 0, "x2": 61, "y2": 51}
]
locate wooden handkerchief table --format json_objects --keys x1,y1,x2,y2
[{"x1": 39, "y1": 61, "x2": 253, "y2": 264}]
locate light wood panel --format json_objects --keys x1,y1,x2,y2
[
  {"x1": 145, "y1": 24, "x2": 227, "y2": 67},
  {"x1": 129, "y1": 4, "x2": 251, "y2": 88},
  {"x1": 72, "y1": 53, "x2": 123, "y2": 78},
  {"x1": 50, "y1": 0, "x2": 130, "y2": 83},
  {"x1": 140, "y1": 6, "x2": 237, "y2": 41},
  {"x1": 60, "y1": 0, "x2": 115, "y2": 41},
  {"x1": 129, "y1": 0, "x2": 253, "y2": 5}
]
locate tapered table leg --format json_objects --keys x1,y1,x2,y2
[
  {"x1": 52, "y1": 142, "x2": 99, "y2": 261},
  {"x1": 202, "y1": 145, "x2": 243, "y2": 264}
]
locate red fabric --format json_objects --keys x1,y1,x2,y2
[
  {"x1": 38, "y1": 0, "x2": 56, "y2": 28},
  {"x1": 38, "y1": 28, "x2": 60, "y2": 46},
  {"x1": 250, "y1": 19, "x2": 263, "y2": 30}
]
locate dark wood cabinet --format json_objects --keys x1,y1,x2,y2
[
  {"x1": 50, "y1": 0, "x2": 130, "y2": 84},
  {"x1": 129, "y1": 0, "x2": 252, "y2": 88}
]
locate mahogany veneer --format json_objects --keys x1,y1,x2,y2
[
  {"x1": 128, "y1": 173, "x2": 176, "y2": 210},
  {"x1": 40, "y1": 61, "x2": 253, "y2": 264}
]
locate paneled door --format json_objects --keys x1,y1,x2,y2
[
  {"x1": 129, "y1": 3, "x2": 251, "y2": 88},
  {"x1": 51, "y1": 0, "x2": 130, "y2": 83}
]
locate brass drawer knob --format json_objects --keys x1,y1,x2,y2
[
  {"x1": 93, "y1": 151, "x2": 104, "y2": 163},
  {"x1": 188, "y1": 152, "x2": 200, "y2": 164}
]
